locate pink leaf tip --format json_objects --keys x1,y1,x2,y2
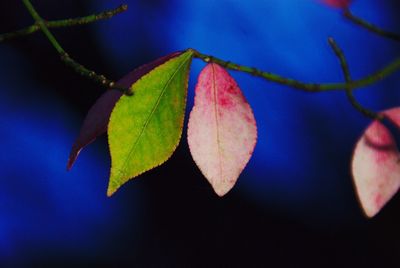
[
  {"x1": 352, "y1": 107, "x2": 400, "y2": 217},
  {"x1": 321, "y1": 0, "x2": 352, "y2": 9},
  {"x1": 187, "y1": 63, "x2": 257, "y2": 196}
]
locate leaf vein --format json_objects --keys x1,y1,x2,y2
[
  {"x1": 211, "y1": 64, "x2": 223, "y2": 181},
  {"x1": 117, "y1": 54, "x2": 191, "y2": 179}
]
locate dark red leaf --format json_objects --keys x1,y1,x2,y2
[{"x1": 67, "y1": 51, "x2": 182, "y2": 170}]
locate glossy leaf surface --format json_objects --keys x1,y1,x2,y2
[
  {"x1": 187, "y1": 63, "x2": 257, "y2": 196},
  {"x1": 107, "y1": 50, "x2": 193, "y2": 196}
]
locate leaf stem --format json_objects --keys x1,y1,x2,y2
[
  {"x1": 22, "y1": 0, "x2": 64, "y2": 53},
  {"x1": 3, "y1": 2, "x2": 400, "y2": 100},
  {"x1": 327, "y1": 37, "x2": 382, "y2": 120},
  {"x1": 0, "y1": 4, "x2": 128, "y2": 42},
  {"x1": 20, "y1": 0, "x2": 129, "y2": 94},
  {"x1": 191, "y1": 49, "x2": 400, "y2": 93},
  {"x1": 343, "y1": 9, "x2": 400, "y2": 42}
]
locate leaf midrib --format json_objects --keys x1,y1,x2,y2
[
  {"x1": 118, "y1": 53, "x2": 191, "y2": 178},
  {"x1": 211, "y1": 64, "x2": 223, "y2": 181}
]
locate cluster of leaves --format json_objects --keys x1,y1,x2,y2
[
  {"x1": 68, "y1": 50, "x2": 257, "y2": 197},
  {"x1": 67, "y1": 0, "x2": 400, "y2": 218}
]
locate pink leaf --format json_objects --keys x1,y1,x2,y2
[
  {"x1": 67, "y1": 51, "x2": 182, "y2": 170},
  {"x1": 187, "y1": 63, "x2": 257, "y2": 196},
  {"x1": 352, "y1": 107, "x2": 400, "y2": 217},
  {"x1": 321, "y1": 0, "x2": 352, "y2": 9}
]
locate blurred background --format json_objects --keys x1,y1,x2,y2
[{"x1": 0, "y1": 0, "x2": 399, "y2": 267}]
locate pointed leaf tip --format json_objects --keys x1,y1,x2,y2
[
  {"x1": 352, "y1": 107, "x2": 400, "y2": 217},
  {"x1": 187, "y1": 63, "x2": 257, "y2": 196},
  {"x1": 107, "y1": 50, "x2": 194, "y2": 195},
  {"x1": 67, "y1": 51, "x2": 183, "y2": 170},
  {"x1": 67, "y1": 89, "x2": 122, "y2": 170},
  {"x1": 107, "y1": 186, "x2": 116, "y2": 197}
]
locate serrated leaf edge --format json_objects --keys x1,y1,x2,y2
[
  {"x1": 187, "y1": 63, "x2": 258, "y2": 196},
  {"x1": 107, "y1": 50, "x2": 194, "y2": 196}
]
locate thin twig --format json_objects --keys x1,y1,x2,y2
[
  {"x1": 343, "y1": 9, "x2": 400, "y2": 42},
  {"x1": 328, "y1": 37, "x2": 382, "y2": 120},
  {"x1": 20, "y1": 0, "x2": 130, "y2": 94},
  {"x1": 2, "y1": 2, "x2": 400, "y2": 98},
  {"x1": 191, "y1": 49, "x2": 400, "y2": 93},
  {"x1": 0, "y1": 4, "x2": 128, "y2": 42}
]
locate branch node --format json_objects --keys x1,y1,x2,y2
[{"x1": 328, "y1": 37, "x2": 381, "y2": 121}]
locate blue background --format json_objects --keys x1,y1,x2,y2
[{"x1": 0, "y1": 0, "x2": 399, "y2": 266}]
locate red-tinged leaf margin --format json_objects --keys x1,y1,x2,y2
[
  {"x1": 351, "y1": 107, "x2": 400, "y2": 217},
  {"x1": 187, "y1": 63, "x2": 257, "y2": 196},
  {"x1": 67, "y1": 51, "x2": 183, "y2": 170}
]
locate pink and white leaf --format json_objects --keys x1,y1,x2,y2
[
  {"x1": 187, "y1": 63, "x2": 257, "y2": 196},
  {"x1": 67, "y1": 51, "x2": 182, "y2": 170},
  {"x1": 352, "y1": 107, "x2": 400, "y2": 217}
]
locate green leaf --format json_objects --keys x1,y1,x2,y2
[{"x1": 107, "y1": 50, "x2": 193, "y2": 196}]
